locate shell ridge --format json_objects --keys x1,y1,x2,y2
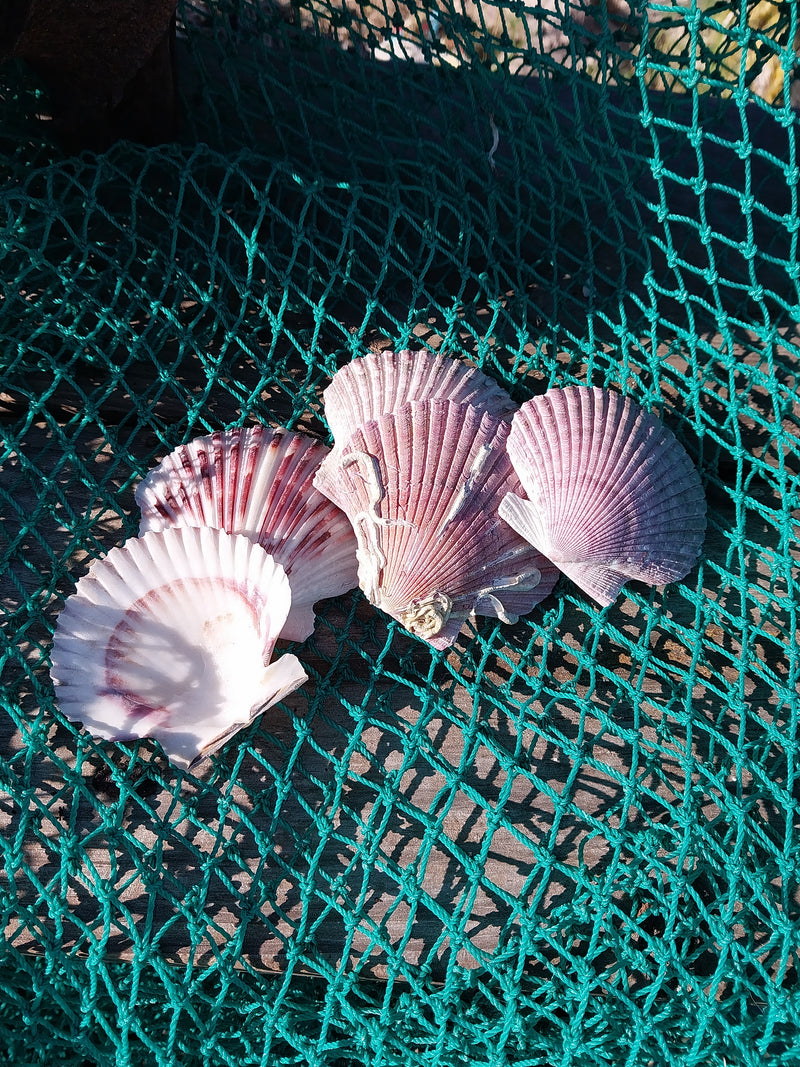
[
  {"x1": 377, "y1": 402, "x2": 547, "y2": 625},
  {"x1": 382, "y1": 401, "x2": 484, "y2": 607},
  {"x1": 552, "y1": 390, "x2": 621, "y2": 534},
  {"x1": 440, "y1": 441, "x2": 496, "y2": 533},
  {"x1": 529, "y1": 399, "x2": 567, "y2": 527},
  {"x1": 503, "y1": 387, "x2": 706, "y2": 604},
  {"x1": 509, "y1": 403, "x2": 558, "y2": 536},
  {"x1": 562, "y1": 390, "x2": 589, "y2": 531},
  {"x1": 251, "y1": 430, "x2": 299, "y2": 532},
  {"x1": 425, "y1": 429, "x2": 512, "y2": 578},
  {"x1": 567, "y1": 388, "x2": 622, "y2": 529},
  {"x1": 377, "y1": 401, "x2": 455, "y2": 594},
  {"x1": 205, "y1": 435, "x2": 224, "y2": 528},
  {"x1": 254, "y1": 441, "x2": 327, "y2": 547},
  {"x1": 252, "y1": 440, "x2": 302, "y2": 541},
  {"x1": 388, "y1": 403, "x2": 426, "y2": 577},
  {"x1": 575, "y1": 431, "x2": 703, "y2": 560},
  {"x1": 137, "y1": 428, "x2": 358, "y2": 642},
  {"x1": 237, "y1": 428, "x2": 273, "y2": 531},
  {"x1": 419, "y1": 400, "x2": 477, "y2": 538},
  {"x1": 219, "y1": 430, "x2": 240, "y2": 530},
  {"x1": 323, "y1": 349, "x2": 516, "y2": 450}
]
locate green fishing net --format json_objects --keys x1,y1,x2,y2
[{"x1": 1, "y1": 1, "x2": 799, "y2": 1064}]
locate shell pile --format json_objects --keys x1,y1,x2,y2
[
  {"x1": 50, "y1": 349, "x2": 707, "y2": 770},
  {"x1": 51, "y1": 427, "x2": 361, "y2": 770},
  {"x1": 313, "y1": 350, "x2": 559, "y2": 649}
]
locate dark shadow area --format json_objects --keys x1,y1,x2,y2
[{"x1": 3, "y1": 8, "x2": 799, "y2": 361}]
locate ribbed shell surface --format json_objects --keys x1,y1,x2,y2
[
  {"x1": 313, "y1": 398, "x2": 558, "y2": 648},
  {"x1": 135, "y1": 426, "x2": 359, "y2": 641},
  {"x1": 499, "y1": 386, "x2": 707, "y2": 605},
  {"x1": 322, "y1": 349, "x2": 517, "y2": 446}
]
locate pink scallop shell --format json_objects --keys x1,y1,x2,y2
[
  {"x1": 134, "y1": 426, "x2": 359, "y2": 641},
  {"x1": 50, "y1": 527, "x2": 308, "y2": 771},
  {"x1": 313, "y1": 398, "x2": 558, "y2": 649},
  {"x1": 322, "y1": 349, "x2": 517, "y2": 447},
  {"x1": 498, "y1": 386, "x2": 707, "y2": 606}
]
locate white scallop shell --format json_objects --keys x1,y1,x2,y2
[
  {"x1": 49, "y1": 527, "x2": 308, "y2": 770},
  {"x1": 498, "y1": 386, "x2": 707, "y2": 606},
  {"x1": 322, "y1": 349, "x2": 517, "y2": 447},
  {"x1": 134, "y1": 426, "x2": 359, "y2": 641},
  {"x1": 313, "y1": 398, "x2": 558, "y2": 648}
]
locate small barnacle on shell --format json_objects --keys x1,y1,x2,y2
[{"x1": 399, "y1": 592, "x2": 453, "y2": 640}]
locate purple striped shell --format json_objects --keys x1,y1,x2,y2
[
  {"x1": 322, "y1": 348, "x2": 517, "y2": 448},
  {"x1": 135, "y1": 426, "x2": 359, "y2": 641},
  {"x1": 313, "y1": 398, "x2": 558, "y2": 648},
  {"x1": 498, "y1": 386, "x2": 707, "y2": 605}
]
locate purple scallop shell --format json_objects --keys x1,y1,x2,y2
[
  {"x1": 498, "y1": 386, "x2": 707, "y2": 606},
  {"x1": 322, "y1": 348, "x2": 517, "y2": 448},
  {"x1": 313, "y1": 398, "x2": 558, "y2": 649},
  {"x1": 135, "y1": 426, "x2": 359, "y2": 641}
]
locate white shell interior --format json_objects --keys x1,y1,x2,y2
[
  {"x1": 135, "y1": 426, "x2": 359, "y2": 641},
  {"x1": 50, "y1": 527, "x2": 308, "y2": 770}
]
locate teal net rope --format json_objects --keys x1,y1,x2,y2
[{"x1": 1, "y1": 1, "x2": 799, "y2": 1064}]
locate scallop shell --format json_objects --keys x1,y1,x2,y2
[
  {"x1": 323, "y1": 349, "x2": 517, "y2": 447},
  {"x1": 498, "y1": 386, "x2": 707, "y2": 606},
  {"x1": 313, "y1": 398, "x2": 559, "y2": 648},
  {"x1": 50, "y1": 527, "x2": 309, "y2": 770},
  {"x1": 134, "y1": 426, "x2": 359, "y2": 641}
]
